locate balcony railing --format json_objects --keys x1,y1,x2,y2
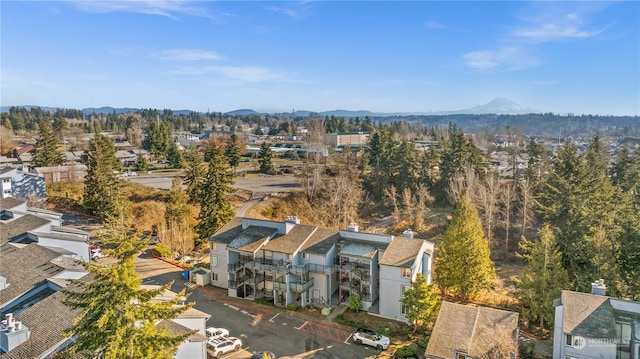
[
  {"x1": 272, "y1": 281, "x2": 287, "y2": 290},
  {"x1": 289, "y1": 277, "x2": 314, "y2": 292}
]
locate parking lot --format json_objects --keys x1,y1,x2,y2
[{"x1": 136, "y1": 253, "x2": 391, "y2": 359}]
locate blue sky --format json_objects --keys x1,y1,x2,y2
[{"x1": 2, "y1": 1, "x2": 639, "y2": 115}]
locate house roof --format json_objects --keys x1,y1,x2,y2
[
  {"x1": 380, "y1": 236, "x2": 429, "y2": 267},
  {"x1": 261, "y1": 224, "x2": 317, "y2": 254},
  {"x1": 0, "y1": 197, "x2": 26, "y2": 211},
  {"x1": 209, "y1": 217, "x2": 243, "y2": 244},
  {"x1": 156, "y1": 320, "x2": 206, "y2": 341},
  {"x1": 426, "y1": 302, "x2": 519, "y2": 358},
  {"x1": 0, "y1": 243, "x2": 65, "y2": 308},
  {"x1": 227, "y1": 225, "x2": 277, "y2": 252},
  {"x1": 338, "y1": 239, "x2": 388, "y2": 259},
  {"x1": 559, "y1": 290, "x2": 617, "y2": 339},
  {"x1": 0, "y1": 167, "x2": 17, "y2": 176},
  {"x1": 3, "y1": 290, "x2": 80, "y2": 359},
  {"x1": 299, "y1": 227, "x2": 340, "y2": 254},
  {"x1": 0, "y1": 214, "x2": 51, "y2": 244}
]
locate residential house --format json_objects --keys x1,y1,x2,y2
[
  {"x1": 33, "y1": 164, "x2": 87, "y2": 184},
  {"x1": 325, "y1": 132, "x2": 369, "y2": 147},
  {"x1": 208, "y1": 217, "x2": 435, "y2": 320},
  {"x1": 425, "y1": 301, "x2": 519, "y2": 359},
  {"x1": 553, "y1": 281, "x2": 640, "y2": 359}
]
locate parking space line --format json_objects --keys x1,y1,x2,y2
[
  {"x1": 295, "y1": 320, "x2": 308, "y2": 330},
  {"x1": 269, "y1": 313, "x2": 280, "y2": 322}
]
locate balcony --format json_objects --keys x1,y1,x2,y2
[
  {"x1": 273, "y1": 281, "x2": 287, "y2": 291},
  {"x1": 289, "y1": 277, "x2": 314, "y2": 292}
]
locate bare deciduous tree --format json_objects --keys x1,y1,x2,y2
[
  {"x1": 476, "y1": 173, "x2": 500, "y2": 247},
  {"x1": 384, "y1": 185, "x2": 400, "y2": 224},
  {"x1": 499, "y1": 181, "x2": 517, "y2": 262}
]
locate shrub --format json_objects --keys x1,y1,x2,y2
[
  {"x1": 347, "y1": 294, "x2": 363, "y2": 311},
  {"x1": 417, "y1": 335, "x2": 430, "y2": 349},
  {"x1": 254, "y1": 297, "x2": 274, "y2": 306},
  {"x1": 519, "y1": 342, "x2": 536, "y2": 359},
  {"x1": 154, "y1": 243, "x2": 172, "y2": 258},
  {"x1": 375, "y1": 326, "x2": 390, "y2": 336},
  {"x1": 395, "y1": 343, "x2": 418, "y2": 358},
  {"x1": 286, "y1": 303, "x2": 298, "y2": 311}
]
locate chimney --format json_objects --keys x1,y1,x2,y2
[
  {"x1": 347, "y1": 223, "x2": 359, "y2": 232},
  {"x1": 591, "y1": 279, "x2": 606, "y2": 296},
  {"x1": 402, "y1": 229, "x2": 414, "y2": 239},
  {"x1": 285, "y1": 216, "x2": 301, "y2": 224},
  {"x1": 1, "y1": 313, "x2": 31, "y2": 353}
]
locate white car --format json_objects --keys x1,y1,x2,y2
[
  {"x1": 207, "y1": 336, "x2": 242, "y2": 358},
  {"x1": 353, "y1": 328, "x2": 390, "y2": 350},
  {"x1": 206, "y1": 327, "x2": 229, "y2": 340}
]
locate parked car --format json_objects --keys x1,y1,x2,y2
[
  {"x1": 353, "y1": 328, "x2": 390, "y2": 350},
  {"x1": 205, "y1": 327, "x2": 229, "y2": 340},
  {"x1": 207, "y1": 336, "x2": 242, "y2": 358}
]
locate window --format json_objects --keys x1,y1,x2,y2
[
  {"x1": 455, "y1": 353, "x2": 467, "y2": 359},
  {"x1": 264, "y1": 250, "x2": 273, "y2": 259},
  {"x1": 286, "y1": 253, "x2": 293, "y2": 260},
  {"x1": 401, "y1": 268, "x2": 411, "y2": 278},
  {"x1": 565, "y1": 334, "x2": 572, "y2": 346},
  {"x1": 401, "y1": 285, "x2": 411, "y2": 314},
  {"x1": 211, "y1": 272, "x2": 218, "y2": 282},
  {"x1": 210, "y1": 242, "x2": 217, "y2": 251},
  {"x1": 211, "y1": 256, "x2": 218, "y2": 268},
  {"x1": 302, "y1": 252, "x2": 310, "y2": 260}
]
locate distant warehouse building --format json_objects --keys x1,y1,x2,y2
[{"x1": 325, "y1": 132, "x2": 369, "y2": 148}]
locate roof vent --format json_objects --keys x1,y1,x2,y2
[
  {"x1": 591, "y1": 279, "x2": 606, "y2": 296},
  {"x1": 0, "y1": 313, "x2": 31, "y2": 353},
  {"x1": 285, "y1": 216, "x2": 301, "y2": 224},
  {"x1": 0, "y1": 276, "x2": 7, "y2": 291},
  {"x1": 402, "y1": 229, "x2": 414, "y2": 239},
  {"x1": 347, "y1": 223, "x2": 359, "y2": 232}
]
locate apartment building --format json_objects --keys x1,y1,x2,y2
[{"x1": 209, "y1": 217, "x2": 434, "y2": 322}]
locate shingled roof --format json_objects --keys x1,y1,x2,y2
[
  {"x1": 0, "y1": 197, "x2": 25, "y2": 211},
  {"x1": 262, "y1": 224, "x2": 317, "y2": 254},
  {"x1": 426, "y1": 302, "x2": 519, "y2": 358},
  {"x1": 559, "y1": 290, "x2": 617, "y2": 339},
  {"x1": 0, "y1": 243, "x2": 64, "y2": 308},
  {"x1": 2, "y1": 290, "x2": 80, "y2": 359},
  {"x1": 227, "y1": 225, "x2": 278, "y2": 252},
  {"x1": 0, "y1": 214, "x2": 51, "y2": 244},
  {"x1": 380, "y1": 236, "x2": 430, "y2": 267}
]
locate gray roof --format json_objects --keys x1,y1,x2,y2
[
  {"x1": 262, "y1": 224, "x2": 317, "y2": 254},
  {"x1": 0, "y1": 243, "x2": 64, "y2": 308},
  {"x1": 0, "y1": 214, "x2": 51, "y2": 244},
  {"x1": 299, "y1": 227, "x2": 340, "y2": 254},
  {"x1": 209, "y1": 217, "x2": 243, "y2": 244},
  {"x1": 0, "y1": 167, "x2": 16, "y2": 176},
  {"x1": 380, "y1": 236, "x2": 429, "y2": 267},
  {"x1": 338, "y1": 238, "x2": 388, "y2": 259},
  {"x1": 30, "y1": 231, "x2": 89, "y2": 243},
  {"x1": 560, "y1": 290, "x2": 617, "y2": 339},
  {"x1": 426, "y1": 302, "x2": 519, "y2": 358},
  {"x1": 0, "y1": 197, "x2": 26, "y2": 211},
  {"x1": 2, "y1": 290, "x2": 80, "y2": 359},
  {"x1": 227, "y1": 225, "x2": 277, "y2": 252}
]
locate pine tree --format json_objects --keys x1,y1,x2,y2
[
  {"x1": 61, "y1": 223, "x2": 193, "y2": 359},
  {"x1": 224, "y1": 134, "x2": 242, "y2": 173},
  {"x1": 400, "y1": 273, "x2": 441, "y2": 333},
  {"x1": 195, "y1": 141, "x2": 234, "y2": 242},
  {"x1": 258, "y1": 142, "x2": 274, "y2": 173},
  {"x1": 435, "y1": 193, "x2": 496, "y2": 299},
  {"x1": 83, "y1": 133, "x2": 129, "y2": 220},
  {"x1": 183, "y1": 149, "x2": 205, "y2": 204},
  {"x1": 513, "y1": 225, "x2": 569, "y2": 329},
  {"x1": 32, "y1": 120, "x2": 64, "y2": 167},
  {"x1": 166, "y1": 142, "x2": 185, "y2": 169},
  {"x1": 134, "y1": 152, "x2": 149, "y2": 172}
]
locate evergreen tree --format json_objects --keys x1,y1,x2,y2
[
  {"x1": 166, "y1": 142, "x2": 185, "y2": 169},
  {"x1": 400, "y1": 273, "x2": 441, "y2": 333},
  {"x1": 224, "y1": 134, "x2": 242, "y2": 173},
  {"x1": 195, "y1": 141, "x2": 234, "y2": 242},
  {"x1": 513, "y1": 225, "x2": 569, "y2": 329},
  {"x1": 83, "y1": 134, "x2": 129, "y2": 220},
  {"x1": 144, "y1": 120, "x2": 171, "y2": 158},
  {"x1": 183, "y1": 149, "x2": 205, "y2": 204},
  {"x1": 165, "y1": 177, "x2": 192, "y2": 228},
  {"x1": 618, "y1": 217, "x2": 640, "y2": 300},
  {"x1": 435, "y1": 193, "x2": 495, "y2": 299},
  {"x1": 258, "y1": 142, "x2": 274, "y2": 173},
  {"x1": 61, "y1": 223, "x2": 193, "y2": 359},
  {"x1": 32, "y1": 121, "x2": 65, "y2": 167},
  {"x1": 134, "y1": 152, "x2": 149, "y2": 172}
]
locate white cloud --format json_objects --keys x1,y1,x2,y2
[
  {"x1": 172, "y1": 65, "x2": 287, "y2": 82},
  {"x1": 462, "y1": 47, "x2": 538, "y2": 71},
  {"x1": 68, "y1": 0, "x2": 210, "y2": 19},
  {"x1": 513, "y1": 12, "x2": 602, "y2": 42},
  {"x1": 154, "y1": 49, "x2": 221, "y2": 61}
]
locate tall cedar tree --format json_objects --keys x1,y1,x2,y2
[
  {"x1": 183, "y1": 149, "x2": 205, "y2": 204},
  {"x1": 195, "y1": 141, "x2": 234, "y2": 241},
  {"x1": 513, "y1": 225, "x2": 569, "y2": 329},
  {"x1": 61, "y1": 223, "x2": 193, "y2": 359},
  {"x1": 400, "y1": 273, "x2": 442, "y2": 333},
  {"x1": 166, "y1": 142, "x2": 185, "y2": 169},
  {"x1": 143, "y1": 120, "x2": 171, "y2": 158},
  {"x1": 83, "y1": 134, "x2": 129, "y2": 220},
  {"x1": 32, "y1": 120, "x2": 65, "y2": 167},
  {"x1": 224, "y1": 134, "x2": 242, "y2": 173},
  {"x1": 258, "y1": 142, "x2": 274, "y2": 173},
  {"x1": 435, "y1": 193, "x2": 496, "y2": 299}
]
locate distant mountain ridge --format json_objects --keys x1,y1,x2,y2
[{"x1": 0, "y1": 98, "x2": 537, "y2": 117}]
